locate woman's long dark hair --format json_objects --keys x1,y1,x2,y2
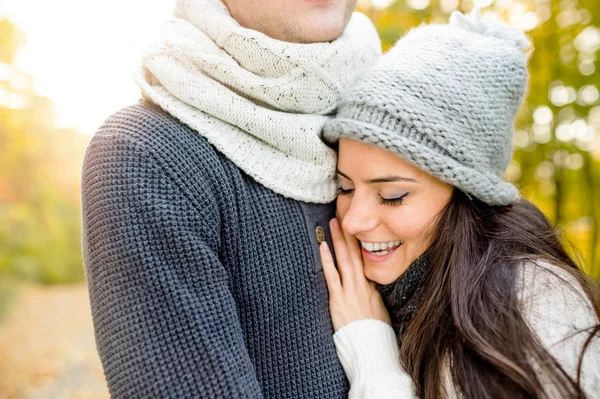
[{"x1": 401, "y1": 189, "x2": 600, "y2": 398}]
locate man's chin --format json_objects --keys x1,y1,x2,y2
[
  {"x1": 286, "y1": 24, "x2": 346, "y2": 44},
  {"x1": 285, "y1": 10, "x2": 352, "y2": 43}
]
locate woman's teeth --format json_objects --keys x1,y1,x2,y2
[{"x1": 360, "y1": 240, "x2": 403, "y2": 256}]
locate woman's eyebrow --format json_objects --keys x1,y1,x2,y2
[
  {"x1": 336, "y1": 169, "x2": 353, "y2": 181},
  {"x1": 336, "y1": 169, "x2": 419, "y2": 184}
]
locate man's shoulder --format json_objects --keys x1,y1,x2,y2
[
  {"x1": 87, "y1": 101, "x2": 233, "y2": 176},
  {"x1": 84, "y1": 100, "x2": 240, "y2": 201},
  {"x1": 93, "y1": 100, "x2": 214, "y2": 155}
]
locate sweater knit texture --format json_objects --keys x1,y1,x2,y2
[
  {"x1": 81, "y1": 102, "x2": 350, "y2": 398},
  {"x1": 134, "y1": 0, "x2": 381, "y2": 204},
  {"x1": 324, "y1": 9, "x2": 530, "y2": 205},
  {"x1": 334, "y1": 261, "x2": 600, "y2": 398},
  {"x1": 376, "y1": 256, "x2": 428, "y2": 337}
]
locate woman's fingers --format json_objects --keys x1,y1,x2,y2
[
  {"x1": 342, "y1": 227, "x2": 365, "y2": 280},
  {"x1": 320, "y1": 242, "x2": 341, "y2": 296},
  {"x1": 322, "y1": 221, "x2": 393, "y2": 330},
  {"x1": 329, "y1": 218, "x2": 354, "y2": 285}
]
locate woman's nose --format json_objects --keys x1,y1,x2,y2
[{"x1": 340, "y1": 196, "x2": 379, "y2": 236}]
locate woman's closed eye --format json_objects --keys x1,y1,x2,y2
[
  {"x1": 338, "y1": 186, "x2": 354, "y2": 196},
  {"x1": 378, "y1": 192, "x2": 409, "y2": 206},
  {"x1": 337, "y1": 185, "x2": 409, "y2": 207}
]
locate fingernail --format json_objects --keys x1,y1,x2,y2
[
  {"x1": 330, "y1": 218, "x2": 338, "y2": 229},
  {"x1": 320, "y1": 242, "x2": 328, "y2": 253}
]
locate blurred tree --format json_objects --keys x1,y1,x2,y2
[
  {"x1": 1, "y1": 0, "x2": 599, "y2": 283},
  {"x1": 358, "y1": 0, "x2": 600, "y2": 278},
  {"x1": 0, "y1": 18, "x2": 88, "y2": 284}
]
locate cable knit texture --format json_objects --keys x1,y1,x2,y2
[
  {"x1": 134, "y1": 0, "x2": 381, "y2": 204},
  {"x1": 81, "y1": 102, "x2": 350, "y2": 398},
  {"x1": 324, "y1": 9, "x2": 530, "y2": 205},
  {"x1": 333, "y1": 261, "x2": 600, "y2": 398}
]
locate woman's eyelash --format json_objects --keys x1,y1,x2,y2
[
  {"x1": 337, "y1": 187, "x2": 354, "y2": 196},
  {"x1": 378, "y1": 192, "x2": 409, "y2": 206},
  {"x1": 335, "y1": 187, "x2": 409, "y2": 206}
]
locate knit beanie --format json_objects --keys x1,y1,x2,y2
[{"x1": 324, "y1": 9, "x2": 531, "y2": 205}]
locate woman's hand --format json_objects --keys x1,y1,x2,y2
[{"x1": 320, "y1": 218, "x2": 391, "y2": 332}]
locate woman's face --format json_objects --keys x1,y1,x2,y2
[{"x1": 336, "y1": 139, "x2": 453, "y2": 284}]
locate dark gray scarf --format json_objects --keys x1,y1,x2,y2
[{"x1": 375, "y1": 256, "x2": 429, "y2": 337}]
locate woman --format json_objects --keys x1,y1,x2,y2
[{"x1": 320, "y1": 9, "x2": 600, "y2": 399}]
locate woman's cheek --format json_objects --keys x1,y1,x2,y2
[
  {"x1": 388, "y1": 207, "x2": 428, "y2": 237},
  {"x1": 335, "y1": 196, "x2": 349, "y2": 220},
  {"x1": 406, "y1": 209, "x2": 440, "y2": 253}
]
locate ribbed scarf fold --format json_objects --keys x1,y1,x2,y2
[
  {"x1": 134, "y1": 0, "x2": 381, "y2": 203},
  {"x1": 376, "y1": 256, "x2": 429, "y2": 337}
]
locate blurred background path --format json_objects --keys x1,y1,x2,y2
[{"x1": 0, "y1": 284, "x2": 109, "y2": 399}]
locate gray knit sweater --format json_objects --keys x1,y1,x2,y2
[{"x1": 81, "y1": 101, "x2": 348, "y2": 398}]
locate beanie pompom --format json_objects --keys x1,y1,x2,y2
[{"x1": 450, "y1": 8, "x2": 531, "y2": 52}]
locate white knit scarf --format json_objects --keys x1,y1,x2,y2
[{"x1": 134, "y1": 0, "x2": 381, "y2": 203}]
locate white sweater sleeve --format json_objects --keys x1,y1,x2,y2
[
  {"x1": 333, "y1": 319, "x2": 416, "y2": 399},
  {"x1": 517, "y1": 262, "x2": 600, "y2": 397}
]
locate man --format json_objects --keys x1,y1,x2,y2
[{"x1": 81, "y1": 0, "x2": 381, "y2": 397}]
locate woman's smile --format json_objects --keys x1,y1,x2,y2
[
  {"x1": 336, "y1": 138, "x2": 453, "y2": 283},
  {"x1": 360, "y1": 240, "x2": 403, "y2": 263}
]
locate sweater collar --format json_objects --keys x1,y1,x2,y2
[{"x1": 376, "y1": 255, "x2": 429, "y2": 337}]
